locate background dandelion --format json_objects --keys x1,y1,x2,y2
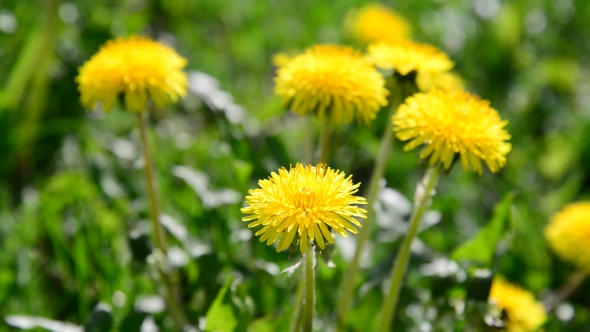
[
  {"x1": 489, "y1": 278, "x2": 547, "y2": 332},
  {"x1": 393, "y1": 89, "x2": 511, "y2": 174},
  {"x1": 77, "y1": 36, "x2": 187, "y2": 112},
  {"x1": 416, "y1": 70, "x2": 464, "y2": 92},
  {"x1": 345, "y1": 3, "x2": 411, "y2": 44},
  {"x1": 546, "y1": 202, "x2": 590, "y2": 272},
  {"x1": 367, "y1": 40, "x2": 454, "y2": 76},
  {"x1": 275, "y1": 45, "x2": 388, "y2": 125}
]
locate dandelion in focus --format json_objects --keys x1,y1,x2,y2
[
  {"x1": 241, "y1": 163, "x2": 367, "y2": 253},
  {"x1": 489, "y1": 278, "x2": 547, "y2": 332},
  {"x1": 545, "y1": 202, "x2": 590, "y2": 272},
  {"x1": 367, "y1": 40, "x2": 454, "y2": 77},
  {"x1": 393, "y1": 89, "x2": 511, "y2": 174},
  {"x1": 77, "y1": 36, "x2": 188, "y2": 112},
  {"x1": 275, "y1": 45, "x2": 388, "y2": 125},
  {"x1": 346, "y1": 3, "x2": 410, "y2": 45}
]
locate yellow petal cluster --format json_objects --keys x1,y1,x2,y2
[
  {"x1": 416, "y1": 71, "x2": 465, "y2": 92},
  {"x1": 545, "y1": 202, "x2": 590, "y2": 272},
  {"x1": 272, "y1": 52, "x2": 292, "y2": 68},
  {"x1": 489, "y1": 278, "x2": 547, "y2": 332},
  {"x1": 241, "y1": 163, "x2": 367, "y2": 253},
  {"x1": 77, "y1": 36, "x2": 187, "y2": 113},
  {"x1": 346, "y1": 3, "x2": 410, "y2": 45},
  {"x1": 275, "y1": 45, "x2": 388, "y2": 125},
  {"x1": 393, "y1": 90, "x2": 511, "y2": 174},
  {"x1": 367, "y1": 40, "x2": 454, "y2": 76}
]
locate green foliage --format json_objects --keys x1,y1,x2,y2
[
  {"x1": 205, "y1": 280, "x2": 252, "y2": 332},
  {"x1": 0, "y1": 0, "x2": 589, "y2": 330},
  {"x1": 84, "y1": 304, "x2": 114, "y2": 332},
  {"x1": 451, "y1": 193, "x2": 514, "y2": 266}
]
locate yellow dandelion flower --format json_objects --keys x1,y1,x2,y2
[
  {"x1": 545, "y1": 202, "x2": 590, "y2": 272},
  {"x1": 393, "y1": 90, "x2": 511, "y2": 174},
  {"x1": 275, "y1": 45, "x2": 388, "y2": 125},
  {"x1": 76, "y1": 36, "x2": 188, "y2": 113},
  {"x1": 489, "y1": 278, "x2": 547, "y2": 332},
  {"x1": 346, "y1": 3, "x2": 410, "y2": 45},
  {"x1": 367, "y1": 40, "x2": 454, "y2": 76},
  {"x1": 416, "y1": 71, "x2": 465, "y2": 92},
  {"x1": 272, "y1": 52, "x2": 292, "y2": 67},
  {"x1": 241, "y1": 163, "x2": 367, "y2": 253}
]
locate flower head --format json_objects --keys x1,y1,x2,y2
[
  {"x1": 272, "y1": 52, "x2": 292, "y2": 67},
  {"x1": 77, "y1": 36, "x2": 188, "y2": 113},
  {"x1": 393, "y1": 90, "x2": 511, "y2": 174},
  {"x1": 367, "y1": 40, "x2": 454, "y2": 76},
  {"x1": 416, "y1": 71, "x2": 465, "y2": 92},
  {"x1": 275, "y1": 45, "x2": 388, "y2": 125},
  {"x1": 545, "y1": 202, "x2": 590, "y2": 272},
  {"x1": 346, "y1": 3, "x2": 410, "y2": 44},
  {"x1": 489, "y1": 278, "x2": 547, "y2": 332},
  {"x1": 241, "y1": 163, "x2": 367, "y2": 253}
]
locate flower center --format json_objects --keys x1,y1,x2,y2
[{"x1": 294, "y1": 186, "x2": 318, "y2": 211}]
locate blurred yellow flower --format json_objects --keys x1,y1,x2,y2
[
  {"x1": 367, "y1": 40, "x2": 454, "y2": 76},
  {"x1": 346, "y1": 3, "x2": 410, "y2": 44},
  {"x1": 416, "y1": 71, "x2": 465, "y2": 92},
  {"x1": 489, "y1": 278, "x2": 547, "y2": 332},
  {"x1": 77, "y1": 36, "x2": 188, "y2": 113},
  {"x1": 393, "y1": 90, "x2": 511, "y2": 174},
  {"x1": 272, "y1": 52, "x2": 292, "y2": 67},
  {"x1": 275, "y1": 45, "x2": 388, "y2": 124},
  {"x1": 545, "y1": 202, "x2": 590, "y2": 272},
  {"x1": 241, "y1": 163, "x2": 367, "y2": 253}
]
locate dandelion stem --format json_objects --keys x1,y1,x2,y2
[
  {"x1": 378, "y1": 165, "x2": 441, "y2": 331},
  {"x1": 137, "y1": 112, "x2": 187, "y2": 330},
  {"x1": 319, "y1": 115, "x2": 332, "y2": 164},
  {"x1": 547, "y1": 270, "x2": 587, "y2": 312},
  {"x1": 302, "y1": 242, "x2": 316, "y2": 332},
  {"x1": 336, "y1": 74, "x2": 409, "y2": 330},
  {"x1": 303, "y1": 117, "x2": 315, "y2": 165}
]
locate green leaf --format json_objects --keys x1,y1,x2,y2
[
  {"x1": 248, "y1": 318, "x2": 283, "y2": 332},
  {"x1": 205, "y1": 282, "x2": 239, "y2": 332},
  {"x1": 451, "y1": 193, "x2": 515, "y2": 265}
]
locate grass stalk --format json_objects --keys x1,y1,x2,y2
[{"x1": 377, "y1": 165, "x2": 441, "y2": 331}]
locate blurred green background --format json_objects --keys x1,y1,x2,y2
[{"x1": 1, "y1": 0, "x2": 589, "y2": 331}]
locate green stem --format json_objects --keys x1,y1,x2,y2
[
  {"x1": 289, "y1": 270, "x2": 305, "y2": 332},
  {"x1": 377, "y1": 165, "x2": 441, "y2": 331},
  {"x1": 137, "y1": 113, "x2": 187, "y2": 330},
  {"x1": 304, "y1": 116, "x2": 315, "y2": 165},
  {"x1": 336, "y1": 79, "x2": 406, "y2": 330},
  {"x1": 318, "y1": 115, "x2": 332, "y2": 164},
  {"x1": 302, "y1": 242, "x2": 316, "y2": 332},
  {"x1": 547, "y1": 270, "x2": 587, "y2": 312}
]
